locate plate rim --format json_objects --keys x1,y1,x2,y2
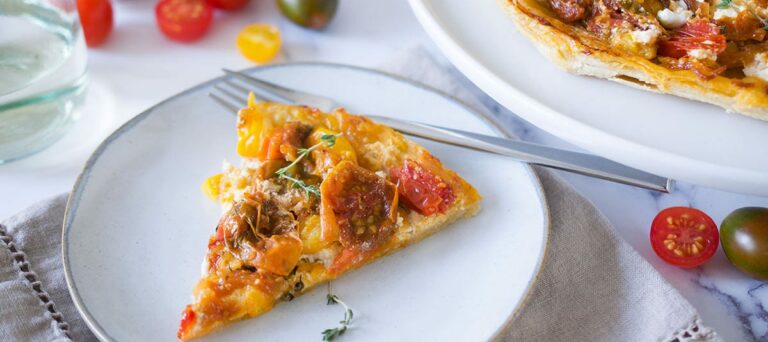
[
  {"x1": 408, "y1": 0, "x2": 768, "y2": 195},
  {"x1": 62, "y1": 62, "x2": 551, "y2": 341}
]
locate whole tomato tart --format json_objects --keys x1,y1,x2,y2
[
  {"x1": 502, "y1": 0, "x2": 768, "y2": 121},
  {"x1": 177, "y1": 95, "x2": 481, "y2": 340}
]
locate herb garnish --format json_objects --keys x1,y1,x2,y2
[
  {"x1": 275, "y1": 133, "x2": 338, "y2": 198},
  {"x1": 321, "y1": 293, "x2": 354, "y2": 341},
  {"x1": 717, "y1": 0, "x2": 732, "y2": 9}
]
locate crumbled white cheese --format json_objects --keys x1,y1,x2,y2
[
  {"x1": 713, "y1": 0, "x2": 744, "y2": 20},
  {"x1": 688, "y1": 48, "x2": 716, "y2": 62},
  {"x1": 201, "y1": 257, "x2": 209, "y2": 276},
  {"x1": 630, "y1": 26, "x2": 661, "y2": 44},
  {"x1": 375, "y1": 170, "x2": 387, "y2": 179},
  {"x1": 657, "y1": 8, "x2": 692, "y2": 29},
  {"x1": 301, "y1": 249, "x2": 338, "y2": 268},
  {"x1": 714, "y1": 7, "x2": 740, "y2": 20},
  {"x1": 744, "y1": 52, "x2": 768, "y2": 82}
]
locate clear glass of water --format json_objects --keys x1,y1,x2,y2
[{"x1": 0, "y1": 0, "x2": 88, "y2": 163}]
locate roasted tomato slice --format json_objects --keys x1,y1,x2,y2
[
  {"x1": 258, "y1": 122, "x2": 312, "y2": 161},
  {"x1": 650, "y1": 207, "x2": 719, "y2": 268},
  {"x1": 389, "y1": 159, "x2": 455, "y2": 216},
  {"x1": 320, "y1": 161, "x2": 398, "y2": 273},
  {"x1": 177, "y1": 305, "x2": 196, "y2": 339},
  {"x1": 658, "y1": 20, "x2": 727, "y2": 59}
]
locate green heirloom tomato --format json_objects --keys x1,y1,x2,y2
[
  {"x1": 276, "y1": 0, "x2": 338, "y2": 30},
  {"x1": 720, "y1": 207, "x2": 768, "y2": 280}
]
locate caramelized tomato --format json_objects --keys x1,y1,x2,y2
[
  {"x1": 257, "y1": 122, "x2": 311, "y2": 161},
  {"x1": 251, "y1": 234, "x2": 303, "y2": 276},
  {"x1": 389, "y1": 159, "x2": 455, "y2": 216},
  {"x1": 658, "y1": 20, "x2": 727, "y2": 59},
  {"x1": 719, "y1": 11, "x2": 767, "y2": 42},
  {"x1": 320, "y1": 161, "x2": 398, "y2": 273},
  {"x1": 177, "y1": 305, "x2": 196, "y2": 339}
]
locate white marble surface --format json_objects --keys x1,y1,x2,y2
[{"x1": 1, "y1": 0, "x2": 766, "y2": 340}]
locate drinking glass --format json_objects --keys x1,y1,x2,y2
[{"x1": 0, "y1": 0, "x2": 88, "y2": 163}]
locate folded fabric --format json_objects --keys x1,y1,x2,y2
[{"x1": 0, "y1": 49, "x2": 720, "y2": 342}]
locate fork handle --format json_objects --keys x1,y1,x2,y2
[{"x1": 369, "y1": 116, "x2": 673, "y2": 193}]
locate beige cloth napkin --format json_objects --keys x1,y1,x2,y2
[{"x1": 0, "y1": 49, "x2": 720, "y2": 341}]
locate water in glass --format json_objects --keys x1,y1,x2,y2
[{"x1": 0, "y1": 0, "x2": 88, "y2": 163}]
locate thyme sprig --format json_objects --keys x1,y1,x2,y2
[
  {"x1": 321, "y1": 293, "x2": 354, "y2": 341},
  {"x1": 275, "y1": 134, "x2": 338, "y2": 198},
  {"x1": 717, "y1": 0, "x2": 732, "y2": 9}
]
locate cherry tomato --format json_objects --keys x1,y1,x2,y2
[
  {"x1": 76, "y1": 0, "x2": 113, "y2": 47},
  {"x1": 155, "y1": 0, "x2": 213, "y2": 42},
  {"x1": 277, "y1": 0, "x2": 338, "y2": 30},
  {"x1": 650, "y1": 207, "x2": 719, "y2": 268},
  {"x1": 720, "y1": 207, "x2": 768, "y2": 280},
  {"x1": 236, "y1": 24, "x2": 281, "y2": 63},
  {"x1": 389, "y1": 159, "x2": 455, "y2": 216},
  {"x1": 658, "y1": 20, "x2": 726, "y2": 59},
  {"x1": 205, "y1": 0, "x2": 249, "y2": 11}
]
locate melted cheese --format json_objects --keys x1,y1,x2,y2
[{"x1": 745, "y1": 52, "x2": 768, "y2": 82}]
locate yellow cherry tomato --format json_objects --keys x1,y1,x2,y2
[
  {"x1": 236, "y1": 23, "x2": 281, "y2": 64},
  {"x1": 201, "y1": 173, "x2": 223, "y2": 200}
]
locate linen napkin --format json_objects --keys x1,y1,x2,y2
[{"x1": 0, "y1": 49, "x2": 720, "y2": 342}]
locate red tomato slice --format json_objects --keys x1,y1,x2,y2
[
  {"x1": 658, "y1": 20, "x2": 726, "y2": 59},
  {"x1": 177, "y1": 305, "x2": 196, "y2": 339},
  {"x1": 155, "y1": 0, "x2": 213, "y2": 42},
  {"x1": 389, "y1": 159, "x2": 455, "y2": 216},
  {"x1": 205, "y1": 0, "x2": 249, "y2": 10},
  {"x1": 76, "y1": 0, "x2": 113, "y2": 47},
  {"x1": 650, "y1": 207, "x2": 719, "y2": 268}
]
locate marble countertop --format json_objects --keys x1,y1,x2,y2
[{"x1": 1, "y1": 0, "x2": 766, "y2": 340}]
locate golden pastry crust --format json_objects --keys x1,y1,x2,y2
[
  {"x1": 500, "y1": 0, "x2": 768, "y2": 121},
  {"x1": 178, "y1": 102, "x2": 481, "y2": 340}
]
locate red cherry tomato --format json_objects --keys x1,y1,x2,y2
[
  {"x1": 658, "y1": 20, "x2": 726, "y2": 59},
  {"x1": 650, "y1": 207, "x2": 719, "y2": 268},
  {"x1": 389, "y1": 159, "x2": 455, "y2": 216},
  {"x1": 155, "y1": 0, "x2": 213, "y2": 42},
  {"x1": 205, "y1": 0, "x2": 249, "y2": 10},
  {"x1": 76, "y1": 0, "x2": 113, "y2": 47}
]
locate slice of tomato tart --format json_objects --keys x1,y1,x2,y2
[{"x1": 177, "y1": 96, "x2": 481, "y2": 340}]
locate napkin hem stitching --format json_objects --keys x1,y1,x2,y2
[{"x1": 0, "y1": 224, "x2": 71, "y2": 340}]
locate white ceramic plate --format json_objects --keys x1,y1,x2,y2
[
  {"x1": 410, "y1": 0, "x2": 768, "y2": 195},
  {"x1": 63, "y1": 63, "x2": 549, "y2": 341}
]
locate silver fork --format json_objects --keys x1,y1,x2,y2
[{"x1": 209, "y1": 68, "x2": 673, "y2": 193}]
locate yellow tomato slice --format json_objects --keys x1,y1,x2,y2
[{"x1": 236, "y1": 23, "x2": 281, "y2": 64}]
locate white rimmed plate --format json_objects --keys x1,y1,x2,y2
[
  {"x1": 63, "y1": 63, "x2": 548, "y2": 341},
  {"x1": 410, "y1": 0, "x2": 768, "y2": 195}
]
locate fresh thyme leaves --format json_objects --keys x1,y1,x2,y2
[
  {"x1": 717, "y1": 0, "x2": 732, "y2": 9},
  {"x1": 274, "y1": 133, "x2": 339, "y2": 198},
  {"x1": 322, "y1": 293, "x2": 354, "y2": 341}
]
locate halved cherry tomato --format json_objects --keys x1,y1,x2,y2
[
  {"x1": 389, "y1": 159, "x2": 455, "y2": 216},
  {"x1": 155, "y1": 0, "x2": 213, "y2": 42},
  {"x1": 76, "y1": 0, "x2": 113, "y2": 47},
  {"x1": 650, "y1": 207, "x2": 719, "y2": 268},
  {"x1": 205, "y1": 0, "x2": 249, "y2": 10},
  {"x1": 658, "y1": 20, "x2": 727, "y2": 59},
  {"x1": 236, "y1": 24, "x2": 282, "y2": 63}
]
